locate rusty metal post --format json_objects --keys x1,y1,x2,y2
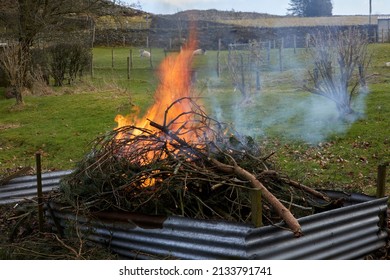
[
  {"x1": 376, "y1": 162, "x2": 389, "y2": 198},
  {"x1": 36, "y1": 152, "x2": 44, "y2": 232}
]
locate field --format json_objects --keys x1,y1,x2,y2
[{"x1": 0, "y1": 43, "x2": 390, "y2": 198}]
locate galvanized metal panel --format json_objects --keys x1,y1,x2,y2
[
  {"x1": 3, "y1": 171, "x2": 386, "y2": 259},
  {"x1": 0, "y1": 170, "x2": 72, "y2": 205},
  {"x1": 45, "y1": 205, "x2": 250, "y2": 259},
  {"x1": 247, "y1": 196, "x2": 388, "y2": 259},
  {"x1": 45, "y1": 194, "x2": 388, "y2": 260}
]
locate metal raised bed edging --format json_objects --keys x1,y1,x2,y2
[
  {"x1": 0, "y1": 170, "x2": 73, "y2": 205},
  {"x1": 44, "y1": 192, "x2": 389, "y2": 260}
]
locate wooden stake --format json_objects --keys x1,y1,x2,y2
[
  {"x1": 149, "y1": 47, "x2": 153, "y2": 69},
  {"x1": 129, "y1": 49, "x2": 133, "y2": 69},
  {"x1": 127, "y1": 57, "x2": 130, "y2": 80},
  {"x1": 250, "y1": 189, "x2": 263, "y2": 227},
  {"x1": 217, "y1": 38, "x2": 221, "y2": 77},
  {"x1": 90, "y1": 52, "x2": 94, "y2": 78},
  {"x1": 267, "y1": 41, "x2": 271, "y2": 65},
  {"x1": 279, "y1": 38, "x2": 284, "y2": 72},
  {"x1": 376, "y1": 162, "x2": 389, "y2": 198},
  {"x1": 111, "y1": 48, "x2": 114, "y2": 69},
  {"x1": 293, "y1": 35, "x2": 297, "y2": 54},
  {"x1": 36, "y1": 152, "x2": 44, "y2": 232}
]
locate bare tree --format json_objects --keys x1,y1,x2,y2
[
  {"x1": 0, "y1": 44, "x2": 29, "y2": 104},
  {"x1": 227, "y1": 40, "x2": 262, "y2": 103},
  {"x1": 0, "y1": 0, "x2": 108, "y2": 105},
  {"x1": 304, "y1": 28, "x2": 371, "y2": 117}
]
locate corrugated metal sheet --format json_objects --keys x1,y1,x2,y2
[
  {"x1": 45, "y1": 193, "x2": 389, "y2": 260},
  {"x1": 0, "y1": 170, "x2": 72, "y2": 205},
  {"x1": 247, "y1": 196, "x2": 388, "y2": 259}
]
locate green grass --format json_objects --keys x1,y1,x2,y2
[
  {"x1": 1, "y1": 44, "x2": 389, "y2": 196},
  {"x1": 0, "y1": 91, "x2": 130, "y2": 170}
]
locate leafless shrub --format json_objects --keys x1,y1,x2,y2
[
  {"x1": 227, "y1": 40, "x2": 262, "y2": 103},
  {"x1": 49, "y1": 43, "x2": 91, "y2": 86},
  {"x1": 304, "y1": 27, "x2": 371, "y2": 118},
  {"x1": 28, "y1": 66, "x2": 54, "y2": 96},
  {"x1": 0, "y1": 43, "x2": 29, "y2": 104}
]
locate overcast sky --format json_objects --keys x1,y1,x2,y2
[{"x1": 129, "y1": 0, "x2": 389, "y2": 15}]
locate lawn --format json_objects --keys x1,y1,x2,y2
[{"x1": 0, "y1": 44, "x2": 389, "y2": 196}]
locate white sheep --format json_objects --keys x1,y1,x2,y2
[
  {"x1": 140, "y1": 49, "x2": 151, "y2": 58},
  {"x1": 192, "y1": 48, "x2": 206, "y2": 56},
  {"x1": 385, "y1": 62, "x2": 390, "y2": 67}
]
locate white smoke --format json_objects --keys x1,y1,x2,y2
[{"x1": 205, "y1": 84, "x2": 369, "y2": 144}]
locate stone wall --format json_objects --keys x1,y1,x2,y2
[{"x1": 94, "y1": 20, "x2": 377, "y2": 50}]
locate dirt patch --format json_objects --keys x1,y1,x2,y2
[
  {"x1": 0, "y1": 199, "x2": 118, "y2": 260},
  {"x1": 0, "y1": 123, "x2": 21, "y2": 131}
]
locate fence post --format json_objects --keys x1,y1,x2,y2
[
  {"x1": 240, "y1": 54, "x2": 245, "y2": 93},
  {"x1": 129, "y1": 49, "x2": 133, "y2": 69},
  {"x1": 217, "y1": 38, "x2": 221, "y2": 77},
  {"x1": 127, "y1": 57, "x2": 130, "y2": 80},
  {"x1": 250, "y1": 189, "x2": 262, "y2": 227},
  {"x1": 90, "y1": 52, "x2": 94, "y2": 78},
  {"x1": 111, "y1": 48, "x2": 114, "y2": 69},
  {"x1": 376, "y1": 162, "x2": 389, "y2": 198},
  {"x1": 267, "y1": 40, "x2": 271, "y2": 65},
  {"x1": 306, "y1": 33, "x2": 310, "y2": 49},
  {"x1": 279, "y1": 38, "x2": 284, "y2": 72},
  {"x1": 36, "y1": 152, "x2": 44, "y2": 232},
  {"x1": 149, "y1": 47, "x2": 153, "y2": 69},
  {"x1": 256, "y1": 69, "x2": 261, "y2": 91},
  {"x1": 293, "y1": 35, "x2": 297, "y2": 54}
]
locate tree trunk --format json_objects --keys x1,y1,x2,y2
[{"x1": 14, "y1": 86, "x2": 24, "y2": 105}]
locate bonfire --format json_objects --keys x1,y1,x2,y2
[{"x1": 59, "y1": 30, "x2": 336, "y2": 237}]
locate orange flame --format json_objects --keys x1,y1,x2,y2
[{"x1": 114, "y1": 27, "x2": 200, "y2": 150}]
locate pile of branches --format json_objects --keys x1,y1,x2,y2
[{"x1": 59, "y1": 98, "x2": 335, "y2": 236}]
